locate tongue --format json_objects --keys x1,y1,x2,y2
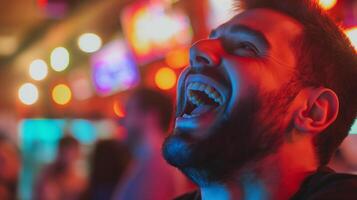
[{"x1": 191, "y1": 104, "x2": 216, "y2": 116}]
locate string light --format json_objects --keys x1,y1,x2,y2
[
  {"x1": 78, "y1": 33, "x2": 102, "y2": 53},
  {"x1": 50, "y1": 47, "x2": 70, "y2": 72},
  {"x1": 18, "y1": 83, "x2": 39, "y2": 105},
  {"x1": 29, "y1": 59, "x2": 48, "y2": 81},
  {"x1": 52, "y1": 84, "x2": 72, "y2": 105}
]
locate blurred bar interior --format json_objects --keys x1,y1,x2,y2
[{"x1": 0, "y1": 0, "x2": 356, "y2": 199}]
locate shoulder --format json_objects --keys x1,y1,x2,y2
[
  {"x1": 309, "y1": 172, "x2": 357, "y2": 199},
  {"x1": 174, "y1": 190, "x2": 201, "y2": 200},
  {"x1": 292, "y1": 167, "x2": 357, "y2": 200}
]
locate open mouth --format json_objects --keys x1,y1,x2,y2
[{"x1": 180, "y1": 74, "x2": 228, "y2": 119}]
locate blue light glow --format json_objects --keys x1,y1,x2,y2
[
  {"x1": 18, "y1": 119, "x2": 66, "y2": 200},
  {"x1": 350, "y1": 118, "x2": 357, "y2": 135},
  {"x1": 18, "y1": 119, "x2": 99, "y2": 200},
  {"x1": 71, "y1": 119, "x2": 96, "y2": 144}
]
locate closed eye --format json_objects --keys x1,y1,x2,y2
[{"x1": 233, "y1": 42, "x2": 260, "y2": 57}]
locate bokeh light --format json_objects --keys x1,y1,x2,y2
[
  {"x1": 91, "y1": 39, "x2": 139, "y2": 96},
  {"x1": 29, "y1": 59, "x2": 48, "y2": 81},
  {"x1": 50, "y1": 47, "x2": 70, "y2": 72},
  {"x1": 113, "y1": 100, "x2": 125, "y2": 117},
  {"x1": 37, "y1": 0, "x2": 48, "y2": 8},
  {"x1": 165, "y1": 48, "x2": 189, "y2": 69},
  {"x1": 154, "y1": 67, "x2": 177, "y2": 90},
  {"x1": 70, "y1": 78, "x2": 93, "y2": 100},
  {"x1": 52, "y1": 84, "x2": 72, "y2": 105},
  {"x1": 208, "y1": 0, "x2": 236, "y2": 28},
  {"x1": 318, "y1": 0, "x2": 338, "y2": 10},
  {"x1": 18, "y1": 83, "x2": 39, "y2": 105},
  {"x1": 121, "y1": 3, "x2": 192, "y2": 64},
  {"x1": 78, "y1": 33, "x2": 102, "y2": 53},
  {"x1": 345, "y1": 27, "x2": 357, "y2": 52}
]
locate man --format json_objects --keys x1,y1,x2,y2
[
  {"x1": 34, "y1": 136, "x2": 86, "y2": 200},
  {"x1": 0, "y1": 133, "x2": 20, "y2": 200},
  {"x1": 113, "y1": 88, "x2": 192, "y2": 200},
  {"x1": 162, "y1": 0, "x2": 357, "y2": 199}
]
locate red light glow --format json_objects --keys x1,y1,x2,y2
[{"x1": 37, "y1": 0, "x2": 48, "y2": 8}]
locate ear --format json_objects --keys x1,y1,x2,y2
[{"x1": 294, "y1": 87, "x2": 339, "y2": 134}]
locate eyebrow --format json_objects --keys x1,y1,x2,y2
[{"x1": 229, "y1": 25, "x2": 271, "y2": 48}]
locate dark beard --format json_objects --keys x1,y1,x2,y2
[{"x1": 162, "y1": 83, "x2": 299, "y2": 185}]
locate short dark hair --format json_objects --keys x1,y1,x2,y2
[
  {"x1": 237, "y1": 0, "x2": 357, "y2": 165},
  {"x1": 89, "y1": 139, "x2": 131, "y2": 185},
  {"x1": 59, "y1": 135, "x2": 79, "y2": 150},
  {"x1": 129, "y1": 87, "x2": 174, "y2": 132}
]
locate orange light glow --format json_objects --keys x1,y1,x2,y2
[
  {"x1": 155, "y1": 67, "x2": 177, "y2": 90},
  {"x1": 165, "y1": 48, "x2": 189, "y2": 69},
  {"x1": 52, "y1": 84, "x2": 72, "y2": 105},
  {"x1": 345, "y1": 27, "x2": 357, "y2": 52},
  {"x1": 113, "y1": 100, "x2": 125, "y2": 117},
  {"x1": 318, "y1": 0, "x2": 337, "y2": 10},
  {"x1": 121, "y1": 2, "x2": 192, "y2": 63}
]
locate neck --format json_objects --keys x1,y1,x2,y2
[
  {"x1": 200, "y1": 136, "x2": 318, "y2": 200},
  {"x1": 201, "y1": 174, "x2": 267, "y2": 200}
]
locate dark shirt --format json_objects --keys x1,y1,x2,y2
[{"x1": 174, "y1": 167, "x2": 357, "y2": 200}]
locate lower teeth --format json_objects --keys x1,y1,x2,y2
[
  {"x1": 191, "y1": 104, "x2": 215, "y2": 115},
  {"x1": 183, "y1": 114, "x2": 198, "y2": 118},
  {"x1": 182, "y1": 104, "x2": 217, "y2": 119}
]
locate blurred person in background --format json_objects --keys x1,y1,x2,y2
[
  {"x1": 330, "y1": 135, "x2": 357, "y2": 174},
  {"x1": 162, "y1": 0, "x2": 357, "y2": 199},
  {"x1": 0, "y1": 133, "x2": 21, "y2": 200},
  {"x1": 80, "y1": 139, "x2": 131, "y2": 200},
  {"x1": 34, "y1": 135, "x2": 86, "y2": 200},
  {"x1": 113, "y1": 88, "x2": 193, "y2": 200}
]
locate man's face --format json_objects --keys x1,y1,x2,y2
[{"x1": 163, "y1": 9, "x2": 302, "y2": 184}]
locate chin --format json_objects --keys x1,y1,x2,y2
[
  {"x1": 163, "y1": 100, "x2": 256, "y2": 182},
  {"x1": 162, "y1": 131, "x2": 195, "y2": 168}
]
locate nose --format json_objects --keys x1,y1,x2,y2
[{"x1": 189, "y1": 39, "x2": 222, "y2": 69}]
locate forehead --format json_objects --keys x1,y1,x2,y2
[
  {"x1": 215, "y1": 8, "x2": 302, "y2": 63},
  {"x1": 219, "y1": 8, "x2": 302, "y2": 39}
]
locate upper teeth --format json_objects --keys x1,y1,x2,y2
[{"x1": 187, "y1": 82, "x2": 224, "y2": 106}]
